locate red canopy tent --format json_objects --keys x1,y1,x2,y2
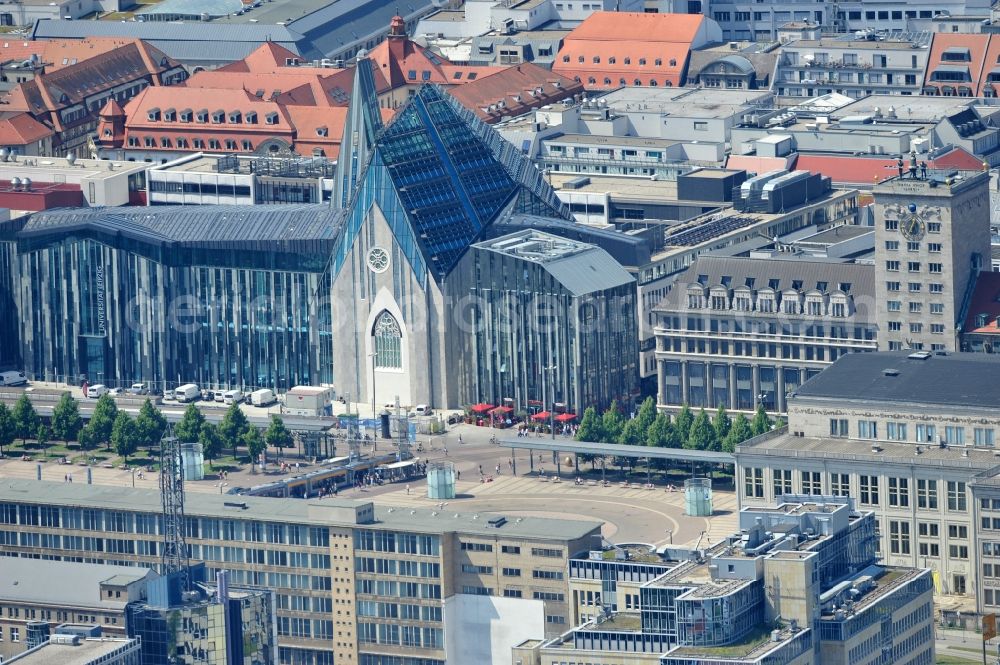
[
  {"x1": 554, "y1": 413, "x2": 577, "y2": 422},
  {"x1": 531, "y1": 411, "x2": 551, "y2": 421},
  {"x1": 490, "y1": 406, "x2": 513, "y2": 415},
  {"x1": 469, "y1": 403, "x2": 495, "y2": 414}
]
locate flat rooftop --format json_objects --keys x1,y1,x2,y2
[
  {"x1": 0, "y1": 478, "x2": 601, "y2": 541},
  {"x1": 819, "y1": 568, "x2": 925, "y2": 620},
  {"x1": 794, "y1": 224, "x2": 873, "y2": 245},
  {"x1": 831, "y1": 95, "x2": 975, "y2": 121},
  {"x1": 0, "y1": 156, "x2": 144, "y2": 180},
  {"x1": 792, "y1": 348, "x2": 1000, "y2": 410},
  {"x1": 738, "y1": 430, "x2": 1000, "y2": 472},
  {"x1": 667, "y1": 625, "x2": 800, "y2": 661},
  {"x1": 7, "y1": 638, "x2": 136, "y2": 665},
  {"x1": 0, "y1": 559, "x2": 152, "y2": 608},
  {"x1": 600, "y1": 87, "x2": 773, "y2": 118}
]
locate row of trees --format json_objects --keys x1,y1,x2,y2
[
  {"x1": 0, "y1": 393, "x2": 295, "y2": 472},
  {"x1": 576, "y1": 397, "x2": 779, "y2": 454}
]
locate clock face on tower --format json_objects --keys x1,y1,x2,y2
[{"x1": 900, "y1": 213, "x2": 925, "y2": 241}]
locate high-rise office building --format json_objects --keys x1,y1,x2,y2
[{"x1": 873, "y1": 170, "x2": 991, "y2": 352}]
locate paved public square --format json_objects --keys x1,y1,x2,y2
[{"x1": 0, "y1": 421, "x2": 738, "y2": 549}]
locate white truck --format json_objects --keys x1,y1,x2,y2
[
  {"x1": 0, "y1": 371, "x2": 27, "y2": 387},
  {"x1": 86, "y1": 384, "x2": 108, "y2": 398},
  {"x1": 175, "y1": 384, "x2": 200, "y2": 403},
  {"x1": 249, "y1": 388, "x2": 276, "y2": 407},
  {"x1": 283, "y1": 386, "x2": 332, "y2": 416}
]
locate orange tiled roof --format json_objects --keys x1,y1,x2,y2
[
  {"x1": 964, "y1": 271, "x2": 1000, "y2": 335},
  {"x1": 217, "y1": 41, "x2": 303, "y2": 73},
  {"x1": 447, "y1": 62, "x2": 583, "y2": 123},
  {"x1": 553, "y1": 12, "x2": 709, "y2": 90},
  {"x1": 0, "y1": 111, "x2": 54, "y2": 146},
  {"x1": 924, "y1": 33, "x2": 992, "y2": 97}
]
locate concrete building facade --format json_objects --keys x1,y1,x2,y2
[
  {"x1": 0, "y1": 479, "x2": 602, "y2": 665},
  {"x1": 873, "y1": 170, "x2": 991, "y2": 352}
]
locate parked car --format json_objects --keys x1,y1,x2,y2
[
  {"x1": 415, "y1": 404, "x2": 433, "y2": 416},
  {"x1": 108, "y1": 387, "x2": 124, "y2": 397}
]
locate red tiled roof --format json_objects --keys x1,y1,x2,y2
[
  {"x1": 924, "y1": 33, "x2": 991, "y2": 96},
  {"x1": 446, "y1": 62, "x2": 583, "y2": 123},
  {"x1": 964, "y1": 271, "x2": 1000, "y2": 335},
  {"x1": 726, "y1": 154, "x2": 795, "y2": 174},
  {"x1": 553, "y1": 12, "x2": 711, "y2": 89},
  {"x1": 0, "y1": 111, "x2": 54, "y2": 146},
  {"x1": 796, "y1": 148, "x2": 986, "y2": 186}
]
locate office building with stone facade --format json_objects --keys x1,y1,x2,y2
[
  {"x1": 873, "y1": 171, "x2": 991, "y2": 352},
  {"x1": 514, "y1": 497, "x2": 934, "y2": 665},
  {"x1": 0, "y1": 479, "x2": 601, "y2": 665},
  {"x1": 653, "y1": 167, "x2": 994, "y2": 415},
  {"x1": 653, "y1": 255, "x2": 877, "y2": 414},
  {"x1": 735, "y1": 351, "x2": 1000, "y2": 614}
]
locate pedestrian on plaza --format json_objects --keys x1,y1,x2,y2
[
  {"x1": 443, "y1": 447, "x2": 448, "y2": 457},
  {"x1": 406, "y1": 484, "x2": 411, "y2": 495},
  {"x1": 495, "y1": 463, "x2": 501, "y2": 476}
]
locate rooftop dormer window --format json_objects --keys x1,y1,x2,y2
[
  {"x1": 147, "y1": 107, "x2": 160, "y2": 121},
  {"x1": 245, "y1": 111, "x2": 258, "y2": 124},
  {"x1": 316, "y1": 126, "x2": 328, "y2": 137},
  {"x1": 196, "y1": 110, "x2": 208, "y2": 123},
  {"x1": 211, "y1": 110, "x2": 224, "y2": 124},
  {"x1": 265, "y1": 112, "x2": 279, "y2": 125},
  {"x1": 179, "y1": 109, "x2": 191, "y2": 122},
  {"x1": 163, "y1": 108, "x2": 175, "y2": 121},
  {"x1": 229, "y1": 111, "x2": 241, "y2": 124}
]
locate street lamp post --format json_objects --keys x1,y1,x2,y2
[
  {"x1": 546, "y1": 364, "x2": 557, "y2": 440},
  {"x1": 368, "y1": 352, "x2": 378, "y2": 451}
]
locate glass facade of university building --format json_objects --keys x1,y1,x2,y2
[{"x1": 1, "y1": 206, "x2": 337, "y2": 392}]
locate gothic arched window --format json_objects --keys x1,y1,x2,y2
[{"x1": 373, "y1": 311, "x2": 402, "y2": 369}]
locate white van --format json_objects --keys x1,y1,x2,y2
[
  {"x1": 223, "y1": 390, "x2": 244, "y2": 405},
  {"x1": 214, "y1": 390, "x2": 226, "y2": 403},
  {"x1": 249, "y1": 388, "x2": 276, "y2": 407},
  {"x1": 175, "y1": 384, "x2": 200, "y2": 403},
  {"x1": 0, "y1": 371, "x2": 27, "y2": 387},
  {"x1": 86, "y1": 384, "x2": 108, "y2": 399},
  {"x1": 415, "y1": 404, "x2": 433, "y2": 416}
]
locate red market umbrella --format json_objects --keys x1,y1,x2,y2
[
  {"x1": 469, "y1": 403, "x2": 495, "y2": 414},
  {"x1": 531, "y1": 411, "x2": 552, "y2": 421},
  {"x1": 490, "y1": 406, "x2": 513, "y2": 415},
  {"x1": 554, "y1": 413, "x2": 577, "y2": 422}
]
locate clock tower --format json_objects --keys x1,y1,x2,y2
[{"x1": 873, "y1": 170, "x2": 991, "y2": 352}]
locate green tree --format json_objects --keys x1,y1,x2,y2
[
  {"x1": 199, "y1": 423, "x2": 223, "y2": 467},
  {"x1": 774, "y1": 417, "x2": 787, "y2": 430},
  {"x1": 0, "y1": 402, "x2": 14, "y2": 456},
  {"x1": 111, "y1": 411, "x2": 139, "y2": 463},
  {"x1": 174, "y1": 403, "x2": 206, "y2": 443},
  {"x1": 265, "y1": 415, "x2": 293, "y2": 453},
  {"x1": 674, "y1": 405, "x2": 694, "y2": 442},
  {"x1": 51, "y1": 393, "x2": 82, "y2": 442},
  {"x1": 89, "y1": 393, "x2": 118, "y2": 449},
  {"x1": 35, "y1": 424, "x2": 49, "y2": 449},
  {"x1": 646, "y1": 412, "x2": 677, "y2": 448},
  {"x1": 575, "y1": 406, "x2": 603, "y2": 443},
  {"x1": 11, "y1": 394, "x2": 40, "y2": 443},
  {"x1": 243, "y1": 427, "x2": 265, "y2": 473},
  {"x1": 219, "y1": 402, "x2": 250, "y2": 456},
  {"x1": 635, "y1": 397, "x2": 657, "y2": 432},
  {"x1": 600, "y1": 400, "x2": 625, "y2": 444},
  {"x1": 751, "y1": 404, "x2": 772, "y2": 436},
  {"x1": 724, "y1": 414, "x2": 753, "y2": 452},
  {"x1": 712, "y1": 405, "x2": 731, "y2": 444},
  {"x1": 686, "y1": 408, "x2": 717, "y2": 451},
  {"x1": 619, "y1": 418, "x2": 645, "y2": 446},
  {"x1": 77, "y1": 424, "x2": 96, "y2": 452},
  {"x1": 135, "y1": 399, "x2": 167, "y2": 449}
]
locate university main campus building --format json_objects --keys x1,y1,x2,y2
[{"x1": 0, "y1": 58, "x2": 639, "y2": 414}]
